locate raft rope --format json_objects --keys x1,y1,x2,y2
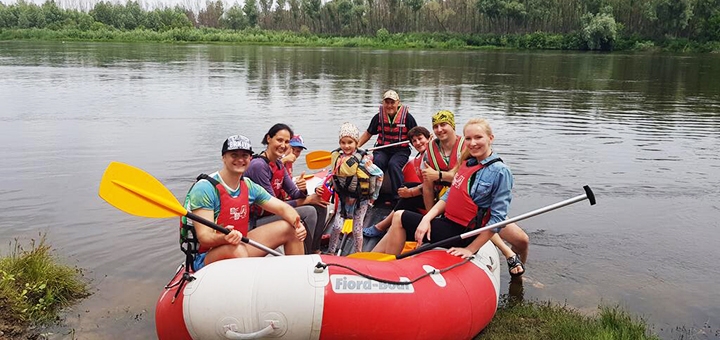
[
  {"x1": 315, "y1": 256, "x2": 473, "y2": 285},
  {"x1": 164, "y1": 264, "x2": 196, "y2": 303}
]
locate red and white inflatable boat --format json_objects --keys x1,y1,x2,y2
[{"x1": 156, "y1": 241, "x2": 501, "y2": 340}]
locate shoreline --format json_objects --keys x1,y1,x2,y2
[{"x1": 2, "y1": 27, "x2": 719, "y2": 53}]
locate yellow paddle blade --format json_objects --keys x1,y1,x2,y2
[
  {"x1": 306, "y1": 150, "x2": 332, "y2": 170},
  {"x1": 99, "y1": 162, "x2": 187, "y2": 218},
  {"x1": 341, "y1": 218, "x2": 354, "y2": 234},
  {"x1": 347, "y1": 251, "x2": 397, "y2": 261}
]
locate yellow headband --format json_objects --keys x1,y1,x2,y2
[{"x1": 432, "y1": 110, "x2": 455, "y2": 130}]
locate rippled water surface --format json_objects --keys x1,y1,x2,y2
[{"x1": 1, "y1": 41, "x2": 719, "y2": 339}]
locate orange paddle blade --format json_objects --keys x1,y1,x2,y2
[{"x1": 305, "y1": 150, "x2": 332, "y2": 170}]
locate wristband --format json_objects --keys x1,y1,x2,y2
[{"x1": 438, "y1": 171, "x2": 443, "y2": 181}]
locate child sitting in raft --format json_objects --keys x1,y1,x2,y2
[{"x1": 327, "y1": 122, "x2": 383, "y2": 255}]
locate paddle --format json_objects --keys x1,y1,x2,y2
[
  {"x1": 336, "y1": 202, "x2": 356, "y2": 256},
  {"x1": 306, "y1": 140, "x2": 411, "y2": 170},
  {"x1": 98, "y1": 161, "x2": 283, "y2": 256},
  {"x1": 350, "y1": 185, "x2": 597, "y2": 261}
]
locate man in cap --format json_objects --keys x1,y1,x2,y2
[
  {"x1": 180, "y1": 135, "x2": 307, "y2": 271},
  {"x1": 358, "y1": 90, "x2": 418, "y2": 203}
]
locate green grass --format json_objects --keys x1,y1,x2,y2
[
  {"x1": 477, "y1": 297, "x2": 659, "y2": 340},
  {"x1": 0, "y1": 235, "x2": 90, "y2": 338}
]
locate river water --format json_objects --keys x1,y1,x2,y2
[{"x1": 1, "y1": 41, "x2": 719, "y2": 339}]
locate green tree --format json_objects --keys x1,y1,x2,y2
[
  {"x1": 302, "y1": 0, "x2": 321, "y2": 30},
  {"x1": 582, "y1": 8, "x2": 617, "y2": 50},
  {"x1": 223, "y1": 4, "x2": 248, "y2": 29},
  {"x1": 244, "y1": 0, "x2": 259, "y2": 27},
  {"x1": 198, "y1": 0, "x2": 224, "y2": 28},
  {"x1": 644, "y1": 0, "x2": 694, "y2": 37}
]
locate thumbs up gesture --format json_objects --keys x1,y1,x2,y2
[{"x1": 296, "y1": 171, "x2": 307, "y2": 192}]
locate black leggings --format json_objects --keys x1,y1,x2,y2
[{"x1": 400, "y1": 211, "x2": 473, "y2": 248}]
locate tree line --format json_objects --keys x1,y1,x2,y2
[{"x1": 1, "y1": 0, "x2": 718, "y2": 50}]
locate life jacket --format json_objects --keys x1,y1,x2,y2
[
  {"x1": 330, "y1": 149, "x2": 373, "y2": 200},
  {"x1": 426, "y1": 136, "x2": 464, "y2": 194},
  {"x1": 444, "y1": 158, "x2": 503, "y2": 229},
  {"x1": 250, "y1": 154, "x2": 287, "y2": 216},
  {"x1": 402, "y1": 152, "x2": 424, "y2": 183},
  {"x1": 376, "y1": 105, "x2": 410, "y2": 147},
  {"x1": 180, "y1": 174, "x2": 250, "y2": 270}
]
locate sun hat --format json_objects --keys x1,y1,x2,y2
[
  {"x1": 289, "y1": 135, "x2": 307, "y2": 150},
  {"x1": 432, "y1": 110, "x2": 455, "y2": 130},
  {"x1": 221, "y1": 135, "x2": 253, "y2": 155},
  {"x1": 382, "y1": 90, "x2": 400, "y2": 102},
  {"x1": 338, "y1": 122, "x2": 360, "y2": 142}
]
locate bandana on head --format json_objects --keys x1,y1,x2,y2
[
  {"x1": 339, "y1": 122, "x2": 360, "y2": 142},
  {"x1": 432, "y1": 110, "x2": 455, "y2": 130}
]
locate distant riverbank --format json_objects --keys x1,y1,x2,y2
[{"x1": 3, "y1": 27, "x2": 719, "y2": 53}]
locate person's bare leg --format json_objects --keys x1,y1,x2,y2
[
  {"x1": 421, "y1": 179, "x2": 435, "y2": 212},
  {"x1": 204, "y1": 243, "x2": 250, "y2": 265},
  {"x1": 499, "y1": 223, "x2": 529, "y2": 263},
  {"x1": 491, "y1": 233, "x2": 515, "y2": 258},
  {"x1": 374, "y1": 211, "x2": 394, "y2": 231},
  {"x1": 372, "y1": 210, "x2": 408, "y2": 255},
  {"x1": 247, "y1": 220, "x2": 304, "y2": 256}
]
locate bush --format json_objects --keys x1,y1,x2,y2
[{"x1": 581, "y1": 11, "x2": 617, "y2": 50}]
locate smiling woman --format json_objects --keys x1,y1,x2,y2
[{"x1": 244, "y1": 124, "x2": 329, "y2": 254}]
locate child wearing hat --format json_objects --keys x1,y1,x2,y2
[{"x1": 326, "y1": 122, "x2": 383, "y2": 255}]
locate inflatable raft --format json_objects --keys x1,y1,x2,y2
[{"x1": 156, "y1": 241, "x2": 501, "y2": 340}]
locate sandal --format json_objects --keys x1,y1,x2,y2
[
  {"x1": 362, "y1": 225, "x2": 386, "y2": 238},
  {"x1": 507, "y1": 254, "x2": 525, "y2": 277}
]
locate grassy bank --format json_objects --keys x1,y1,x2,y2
[
  {"x1": 479, "y1": 297, "x2": 659, "y2": 339},
  {"x1": 2, "y1": 27, "x2": 720, "y2": 53},
  {"x1": 0, "y1": 235, "x2": 90, "y2": 339}
]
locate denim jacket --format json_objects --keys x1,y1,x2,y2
[{"x1": 441, "y1": 152, "x2": 513, "y2": 229}]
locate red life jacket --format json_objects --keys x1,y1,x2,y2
[
  {"x1": 180, "y1": 174, "x2": 250, "y2": 254},
  {"x1": 251, "y1": 154, "x2": 288, "y2": 217},
  {"x1": 426, "y1": 136, "x2": 464, "y2": 195},
  {"x1": 284, "y1": 162, "x2": 293, "y2": 178},
  {"x1": 402, "y1": 152, "x2": 424, "y2": 183},
  {"x1": 426, "y1": 136, "x2": 464, "y2": 173},
  {"x1": 376, "y1": 105, "x2": 409, "y2": 147},
  {"x1": 443, "y1": 158, "x2": 501, "y2": 229}
]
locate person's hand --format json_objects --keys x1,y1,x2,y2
[
  {"x1": 422, "y1": 162, "x2": 440, "y2": 182},
  {"x1": 315, "y1": 185, "x2": 325, "y2": 196},
  {"x1": 447, "y1": 247, "x2": 474, "y2": 259},
  {"x1": 295, "y1": 171, "x2": 307, "y2": 192},
  {"x1": 397, "y1": 186, "x2": 412, "y2": 198},
  {"x1": 224, "y1": 225, "x2": 242, "y2": 245},
  {"x1": 294, "y1": 216, "x2": 307, "y2": 242},
  {"x1": 305, "y1": 193, "x2": 330, "y2": 207},
  {"x1": 415, "y1": 219, "x2": 431, "y2": 247},
  {"x1": 282, "y1": 153, "x2": 297, "y2": 164}
]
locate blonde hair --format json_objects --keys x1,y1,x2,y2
[{"x1": 455, "y1": 118, "x2": 494, "y2": 170}]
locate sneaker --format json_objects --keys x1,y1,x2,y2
[{"x1": 362, "y1": 225, "x2": 386, "y2": 238}]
